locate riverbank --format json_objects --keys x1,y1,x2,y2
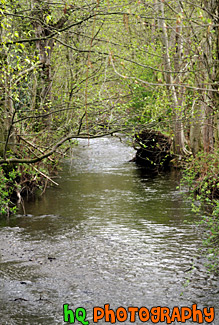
[
  {"x1": 0, "y1": 160, "x2": 59, "y2": 217},
  {"x1": 181, "y1": 151, "x2": 219, "y2": 273}
]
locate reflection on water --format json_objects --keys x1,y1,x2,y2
[{"x1": 0, "y1": 137, "x2": 218, "y2": 324}]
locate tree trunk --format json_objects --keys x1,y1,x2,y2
[
  {"x1": 190, "y1": 99, "x2": 202, "y2": 155},
  {"x1": 31, "y1": 0, "x2": 69, "y2": 127},
  {"x1": 160, "y1": 1, "x2": 188, "y2": 156},
  {"x1": 32, "y1": 2, "x2": 54, "y2": 125},
  {"x1": 0, "y1": 16, "x2": 15, "y2": 157},
  {"x1": 201, "y1": 0, "x2": 218, "y2": 152}
]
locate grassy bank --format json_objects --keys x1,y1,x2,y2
[
  {"x1": 0, "y1": 161, "x2": 58, "y2": 217},
  {"x1": 182, "y1": 150, "x2": 219, "y2": 273}
]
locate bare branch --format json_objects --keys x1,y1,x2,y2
[{"x1": 0, "y1": 130, "x2": 127, "y2": 165}]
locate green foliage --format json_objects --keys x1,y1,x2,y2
[
  {"x1": 0, "y1": 159, "x2": 61, "y2": 217},
  {"x1": 182, "y1": 151, "x2": 219, "y2": 273},
  {"x1": 182, "y1": 151, "x2": 219, "y2": 203},
  {"x1": 127, "y1": 84, "x2": 155, "y2": 123},
  {"x1": 0, "y1": 166, "x2": 18, "y2": 216},
  {"x1": 201, "y1": 203, "x2": 219, "y2": 273},
  {"x1": 126, "y1": 81, "x2": 172, "y2": 131}
]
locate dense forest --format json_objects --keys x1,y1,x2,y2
[{"x1": 0, "y1": 1, "x2": 219, "y2": 269}]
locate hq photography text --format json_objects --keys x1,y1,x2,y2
[{"x1": 63, "y1": 303, "x2": 215, "y2": 324}]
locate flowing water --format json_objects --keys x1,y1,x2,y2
[{"x1": 0, "y1": 137, "x2": 218, "y2": 324}]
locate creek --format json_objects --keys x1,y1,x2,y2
[{"x1": 0, "y1": 137, "x2": 218, "y2": 324}]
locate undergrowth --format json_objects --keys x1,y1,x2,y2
[
  {"x1": 182, "y1": 150, "x2": 219, "y2": 273},
  {"x1": 0, "y1": 161, "x2": 59, "y2": 217}
]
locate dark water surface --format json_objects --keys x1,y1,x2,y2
[{"x1": 0, "y1": 137, "x2": 218, "y2": 324}]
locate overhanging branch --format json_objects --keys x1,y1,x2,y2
[
  {"x1": 1, "y1": 14, "x2": 96, "y2": 46},
  {"x1": 0, "y1": 130, "x2": 126, "y2": 165}
]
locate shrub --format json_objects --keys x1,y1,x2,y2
[{"x1": 182, "y1": 150, "x2": 219, "y2": 273}]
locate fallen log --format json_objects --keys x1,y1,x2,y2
[{"x1": 134, "y1": 129, "x2": 172, "y2": 172}]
